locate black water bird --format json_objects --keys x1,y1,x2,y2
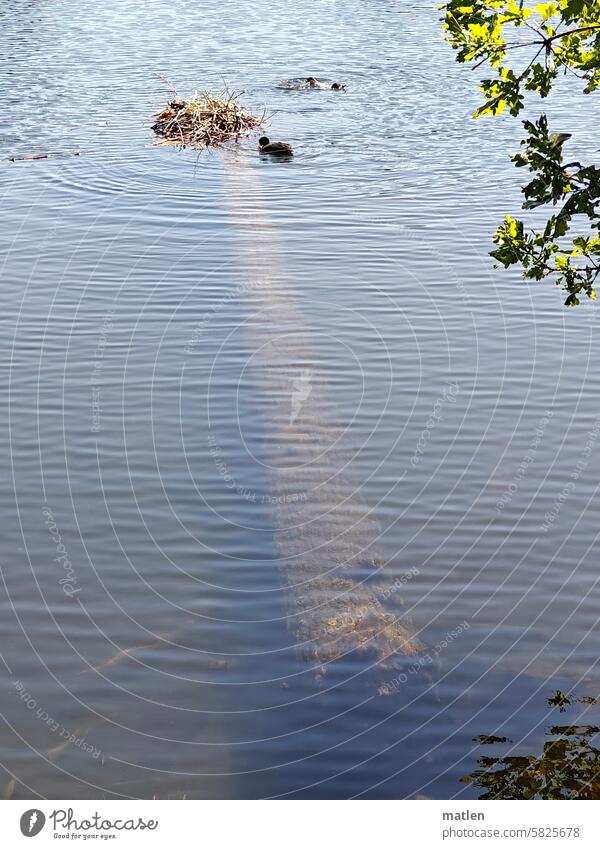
[{"x1": 258, "y1": 136, "x2": 293, "y2": 156}]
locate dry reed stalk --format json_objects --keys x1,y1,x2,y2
[{"x1": 151, "y1": 90, "x2": 264, "y2": 149}]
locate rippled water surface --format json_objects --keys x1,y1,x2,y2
[{"x1": 1, "y1": 0, "x2": 599, "y2": 799}]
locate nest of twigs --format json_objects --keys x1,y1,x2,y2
[{"x1": 151, "y1": 90, "x2": 264, "y2": 149}]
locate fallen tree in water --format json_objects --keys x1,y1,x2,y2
[
  {"x1": 151, "y1": 91, "x2": 264, "y2": 149},
  {"x1": 221, "y1": 161, "x2": 423, "y2": 683}
]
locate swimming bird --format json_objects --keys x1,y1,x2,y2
[
  {"x1": 306, "y1": 77, "x2": 346, "y2": 90},
  {"x1": 277, "y1": 77, "x2": 346, "y2": 91},
  {"x1": 258, "y1": 136, "x2": 293, "y2": 156}
]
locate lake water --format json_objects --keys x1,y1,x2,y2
[{"x1": 1, "y1": 0, "x2": 599, "y2": 799}]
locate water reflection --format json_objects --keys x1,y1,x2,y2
[{"x1": 462, "y1": 693, "x2": 600, "y2": 800}]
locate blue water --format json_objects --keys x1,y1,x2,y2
[{"x1": 1, "y1": 0, "x2": 599, "y2": 799}]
